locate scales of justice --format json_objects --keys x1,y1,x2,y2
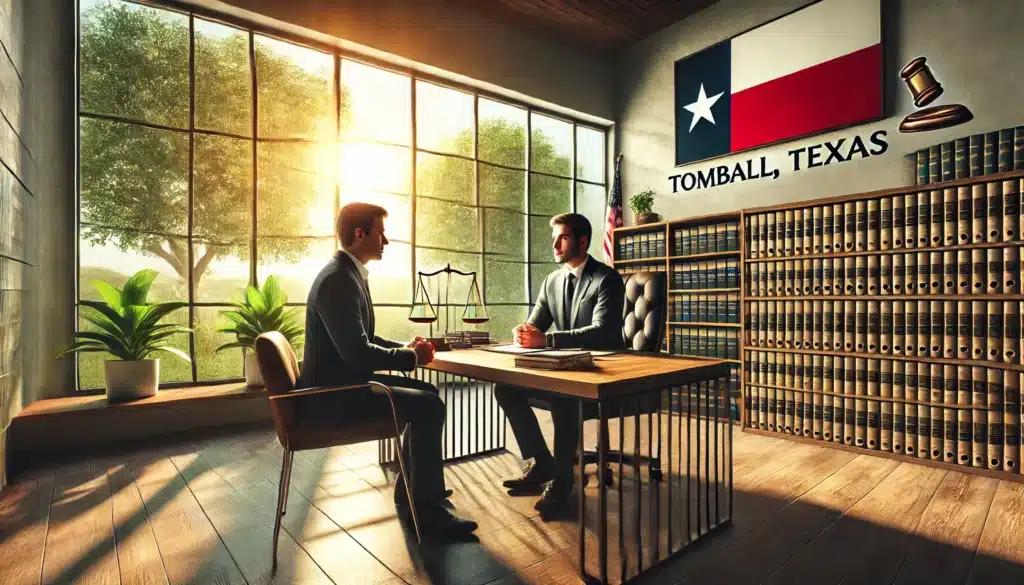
[{"x1": 407, "y1": 263, "x2": 490, "y2": 350}]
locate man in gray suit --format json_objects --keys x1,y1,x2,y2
[
  {"x1": 495, "y1": 213, "x2": 625, "y2": 518},
  {"x1": 301, "y1": 202, "x2": 477, "y2": 540}
]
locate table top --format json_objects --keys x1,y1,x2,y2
[{"x1": 421, "y1": 348, "x2": 730, "y2": 400}]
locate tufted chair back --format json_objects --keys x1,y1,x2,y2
[{"x1": 621, "y1": 271, "x2": 667, "y2": 352}]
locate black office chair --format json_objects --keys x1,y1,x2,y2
[{"x1": 581, "y1": 270, "x2": 667, "y2": 484}]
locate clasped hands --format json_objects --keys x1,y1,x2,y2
[
  {"x1": 407, "y1": 336, "x2": 435, "y2": 365},
  {"x1": 513, "y1": 323, "x2": 546, "y2": 349}
]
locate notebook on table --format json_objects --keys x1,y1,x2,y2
[{"x1": 514, "y1": 350, "x2": 594, "y2": 371}]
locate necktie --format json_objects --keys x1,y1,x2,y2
[{"x1": 564, "y1": 273, "x2": 576, "y2": 329}]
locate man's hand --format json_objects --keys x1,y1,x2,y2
[
  {"x1": 411, "y1": 340, "x2": 434, "y2": 365},
  {"x1": 513, "y1": 323, "x2": 546, "y2": 349}
]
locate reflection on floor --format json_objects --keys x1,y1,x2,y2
[{"x1": 2, "y1": 413, "x2": 1024, "y2": 585}]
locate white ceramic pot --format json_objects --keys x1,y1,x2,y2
[
  {"x1": 104, "y1": 359, "x2": 159, "y2": 401},
  {"x1": 245, "y1": 352, "x2": 264, "y2": 388}
]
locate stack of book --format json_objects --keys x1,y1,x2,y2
[
  {"x1": 514, "y1": 350, "x2": 594, "y2": 371},
  {"x1": 911, "y1": 125, "x2": 1024, "y2": 184}
]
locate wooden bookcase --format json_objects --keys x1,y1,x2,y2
[
  {"x1": 740, "y1": 168, "x2": 1024, "y2": 482},
  {"x1": 611, "y1": 212, "x2": 743, "y2": 422}
]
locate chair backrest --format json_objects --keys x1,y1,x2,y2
[
  {"x1": 622, "y1": 271, "x2": 667, "y2": 352},
  {"x1": 255, "y1": 331, "x2": 300, "y2": 396}
]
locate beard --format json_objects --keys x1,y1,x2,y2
[{"x1": 555, "y1": 241, "x2": 581, "y2": 263}]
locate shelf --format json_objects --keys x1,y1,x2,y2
[
  {"x1": 669, "y1": 250, "x2": 742, "y2": 261},
  {"x1": 672, "y1": 354, "x2": 742, "y2": 364},
  {"x1": 741, "y1": 426, "x2": 1024, "y2": 484},
  {"x1": 612, "y1": 222, "x2": 667, "y2": 234},
  {"x1": 742, "y1": 345, "x2": 1024, "y2": 372},
  {"x1": 744, "y1": 382, "x2": 988, "y2": 410},
  {"x1": 670, "y1": 287, "x2": 742, "y2": 294},
  {"x1": 669, "y1": 321, "x2": 741, "y2": 328},
  {"x1": 744, "y1": 239, "x2": 1023, "y2": 264},
  {"x1": 614, "y1": 257, "x2": 666, "y2": 265},
  {"x1": 742, "y1": 168, "x2": 1024, "y2": 214},
  {"x1": 744, "y1": 293, "x2": 1024, "y2": 301}
]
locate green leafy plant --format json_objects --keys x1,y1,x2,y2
[
  {"x1": 629, "y1": 189, "x2": 656, "y2": 215},
  {"x1": 215, "y1": 275, "x2": 305, "y2": 353},
  {"x1": 56, "y1": 269, "x2": 192, "y2": 362}
]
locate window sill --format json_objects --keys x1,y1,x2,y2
[{"x1": 16, "y1": 383, "x2": 267, "y2": 419}]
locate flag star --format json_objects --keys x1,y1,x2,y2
[{"x1": 684, "y1": 83, "x2": 724, "y2": 132}]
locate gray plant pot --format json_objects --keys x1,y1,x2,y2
[
  {"x1": 245, "y1": 352, "x2": 265, "y2": 388},
  {"x1": 635, "y1": 212, "x2": 662, "y2": 225},
  {"x1": 104, "y1": 359, "x2": 159, "y2": 401}
]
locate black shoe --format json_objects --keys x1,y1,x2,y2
[
  {"x1": 535, "y1": 480, "x2": 575, "y2": 520},
  {"x1": 502, "y1": 458, "x2": 555, "y2": 491},
  {"x1": 398, "y1": 502, "x2": 479, "y2": 540}
]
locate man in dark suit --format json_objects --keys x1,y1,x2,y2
[
  {"x1": 494, "y1": 213, "x2": 626, "y2": 518},
  {"x1": 301, "y1": 202, "x2": 477, "y2": 540}
]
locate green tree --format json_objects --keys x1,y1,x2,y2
[{"x1": 79, "y1": 2, "x2": 346, "y2": 291}]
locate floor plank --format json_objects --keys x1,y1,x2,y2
[
  {"x1": 967, "y1": 481, "x2": 1024, "y2": 584},
  {"x1": 0, "y1": 472, "x2": 54, "y2": 585},
  {"x1": 103, "y1": 462, "x2": 169, "y2": 585},
  {"x1": 41, "y1": 463, "x2": 120, "y2": 585}
]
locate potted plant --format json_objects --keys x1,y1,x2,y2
[
  {"x1": 57, "y1": 269, "x2": 192, "y2": 401},
  {"x1": 216, "y1": 275, "x2": 304, "y2": 388},
  {"x1": 629, "y1": 189, "x2": 660, "y2": 224}
]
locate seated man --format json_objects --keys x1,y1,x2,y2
[
  {"x1": 495, "y1": 213, "x2": 626, "y2": 518},
  {"x1": 300, "y1": 202, "x2": 477, "y2": 540}
]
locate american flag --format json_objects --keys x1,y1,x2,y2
[{"x1": 602, "y1": 154, "x2": 624, "y2": 264}]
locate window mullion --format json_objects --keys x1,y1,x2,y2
[{"x1": 187, "y1": 14, "x2": 198, "y2": 384}]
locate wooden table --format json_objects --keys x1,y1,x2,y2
[{"x1": 418, "y1": 349, "x2": 734, "y2": 585}]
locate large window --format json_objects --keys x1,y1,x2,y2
[{"x1": 76, "y1": 0, "x2": 608, "y2": 390}]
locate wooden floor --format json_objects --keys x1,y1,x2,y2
[{"x1": 3, "y1": 415, "x2": 1024, "y2": 585}]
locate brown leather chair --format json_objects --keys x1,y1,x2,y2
[
  {"x1": 254, "y1": 331, "x2": 422, "y2": 568},
  {"x1": 583, "y1": 270, "x2": 667, "y2": 482}
]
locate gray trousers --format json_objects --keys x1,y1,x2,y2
[{"x1": 494, "y1": 384, "x2": 580, "y2": 484}]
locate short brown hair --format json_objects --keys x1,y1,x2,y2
[
  {"x1": 337, "y1": 202, "x2": 388, "y2": 246},
  {"x1": 550, "y1": 213, "x2": 592, "y2": 248}
]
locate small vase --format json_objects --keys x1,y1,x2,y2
[
  {"x1": 636, "y1": 212, "x2": 661, "y2": 225},
  {"x1": 244, "y1": 352, "x2": 265, "y2": 388},
  {"x1": 104, "y1": 359, "x2": 159, "y2": 401}
]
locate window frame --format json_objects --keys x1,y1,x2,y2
[{"x1": 75, "y1": 0, "x2": 609, "y2": 392}]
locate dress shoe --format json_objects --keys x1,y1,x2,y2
[
  {"x1": 534, "y1": 480, "x2": 575, "y2": 520},
  {"x1": 398, "y1": 501, "x2": 479, "y2": 540},
  {"x1": 502, "y1": 458, "x2": 555, "y2": 491}
]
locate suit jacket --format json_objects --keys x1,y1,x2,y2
[
  {"x1": 300, "y1": 251, "x2": 417, "y2": 387},
  {"x1": 528, "y1": 255, "x2": 626, "y2": 350}
]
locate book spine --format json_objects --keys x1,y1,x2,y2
[
  {"x1": 970, "y1": 134, "x2": 984, "y2": 177},
  {"x1": 955, "y1": 137, "x2": 969, "y2": 179},
  {"x1": 941, "y1": 141, "x2": 955, "y2": 182},
  {"x1": 985, "y1": 131, "x2": 999, "y2": 175},
  {"x1": 999, "y1": 128, "x2": 1014, "y2": 173}
]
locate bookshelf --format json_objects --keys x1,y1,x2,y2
[
  {"x1": 741, "y1": 168, "x2": 1024, "y2": 481},
  {"x1": 612, "y1": 212, "x2": 743, "y2": 422}
]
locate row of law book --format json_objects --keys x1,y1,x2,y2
[
  {"x1": 670, "y1": 327, "x2": 739, "y2": 360},
  {"x1": 745, "y1": 299, "x2": 1023, "y2": 364},
  {"x1": 617, "y1": 230, "x2": 666, "y2": 260},
  {"x1": 672, "y1": 220, "x2": 740, "y2": 257},
  {"x1": 670, "y1": 259, "x2": 741, "y2": 290},
  {"x1": 670, "y1": 371, "x2": 742, "y2": 421},
  {"x1": 745, "y1": 247, "x2": 1021, "y2": 297},
  {"x1": 745, "y1": 179, "x2": 1023, "y2": 259},
  {"x1": 670, "y1": 293, "x2": 740, "y2": 324},
  {"x1": 746, "y1": 377, "x2": 1023, "y2": 470},
  {"x1": 914, "y1": 126, "x2": 1024, "y2": 185},
  {"x1": 745, "y1": 353, "x2": 1023, "y2": 471}
]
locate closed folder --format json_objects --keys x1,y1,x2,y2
[
  {"x1": 845, "y1": 202, "x2": 857, "y2": 252},
  {"x1": 813, "y1": 206, "x2": 824, "y2": 253},
  {"x1": 881, "y1": 197, "x2": 892, "y2": 250},
  {"x1": 972, "y1": 183, "x2": 986, "y2": 243},
  {"x1": 989, "y1": 300, "x2": 1004, "y2": 362},
  {"x1": 943, "y1": 187, "x2": 957, "y2": 246},
  {"x1": 917, "y1": 251, "x2": 930, "y2": 293},
  {"x1": 893, "y1": 194, "x2": 906, "y2": 249},
  {"x1": 917, "y1": 404, "x2": 932, "y2": 460},
  {"x1": 905, "y1": 402, "x2": 919, "y2": 456},
  {"x1": 868, "y1": 198, "x2": 880, "y2": 251},
  {"x1": 881, "y1": 400, "x2": 893, "y2": 451},
  {"x1": 813, "y1": 258, "x2": 824, "y2": 294},
  {"x1": 988, "y1": 181, "x2": 1003, "y2": 243},
  {"x1": 931, "y1": 405, "x2": 944, "y2": 460},
  {"x1": 958, "y1": 366, "x2": 972, "y2": 465},
  {"x1": 1007, "y1": 301, "x2": 1021, "y2": 364},
  {"x1": 893, "y1": 252, "x2": 905, "y2": 294},
  {"x1": 973, "y1": 300, "x2": 987, "y2": 359},
  {"x1": 905, "y1": 300, "x2": 918, "y2": 357},
  {"x1": 784, "y1": 209, "x2": 795, "y2": 256},
  {"x1": 856, "y1": 200, "x2": 868, "y2": 252},
  {"x1": 944, "y1": 407, "x2": 957, "y2": 463},
  {"x1": 957, "y1": 186, "x2": 972, "y2": 244},
  {"x1": 931, "y1": 252, "x2": 943, "y2": 292},
  {"x1": 893, "y1": 393, "x2": 906, "y2": 454},
  {"x1": 958, "y1": 249, "x2": 971, "y2": 293},
  {"x1": 931, "y1": 189, "x2": 944, "y2": 247},
  {"x1": 803, "y1": 258, "x2": 813, "y2": 294},
  {"x1": 880, "y1": 254, "x2": 892, "y2": 294},
  {"x1": 973, "y1": 366, "x2": 988, "y2": 467},
  {"x1": 868, "y1": 301, "x2": 880, "y2": 353},
  {"x1": 944, "y1": 250, "x2": 957, "y2": 293},
  {"x1": 988, "y1": 247, "x2": 1003, "y2": 293},
  {"x1": 803, "y1": 208, "x2": 814, "y2": 254},
  {"x1": 893, "y1": 300, "x2": 905, "y2": 355},
  {"x1": 833, "y1": 203, "x2": 845, "y2": 253},
  {"x1": 893, "y1": 359, "x2": 905, "y2": 400},
  {"x1": 1005, "y1": 371, "x2": 1021, "y2": 473},
  {"x1": 905, "y1": 252, "x2": 918, "y2": 294},
  {"x1": 845, "y1": 257, "x2": 857, "y2": 294},
  {"x1": 958, "y1": 300, "x2": 972, "y2": 358},
  {"x1": 914, "y1": 191, "x2": 928, "y2": 247},
  {"x1": 972, "y1": 249, "x2": 986, "y2": 292},
  {"x1": 832, "y1": 300, "x2": 843, "y2": 351},
  {"x1": 1005, "y1": 246, "x2": 1020, "y2": 294},
  {"x1": 944, "y1": 300, "x2": 957, "y2": 358},
  {"x1": 905, "y1": 193, "x2": 919, "y2": 249},
  {"x1": 856, "y1": 255, "x2": 867, "y2": 295},
  {"x1": 931, "y1": 300, "x2": 944, "y2": 358},
  {"x1": 881, "y1": 301, "x2": 893, "y2": 354},
  {"x1": 868, "y1": 254, "x2": 880, "y2": 295},
  {"x1": 1004, "y1": 179, "x2": 1020, "y2": 242},
  {"x1": 988, "y1": 368, "x2": 1005, "y2": 470},
  {"x1": 845, "y1": 300, "x2": 856, "y2": 351},
  {"x1": 823, "y1": 204, "x2": 834, "y2": 252},
  {"x1": 906, "y1": 361, "x2": 919, "y2": 403},
  {"x1": 803, "y1": 300, "x2": 813, "y2": 350}
]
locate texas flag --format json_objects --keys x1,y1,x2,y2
[{"x1": 674, "y1": 0, "x2": 882, "y2": 166}]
